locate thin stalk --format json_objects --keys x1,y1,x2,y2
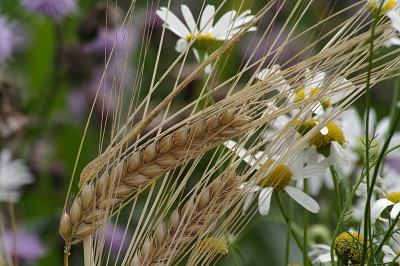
[
  {"x1": 374, "y1": 211, "x2": 400, "y2": 258},
  {"x1": 361, "y1": 5, "x2": 380, "y2": 264},
  {"x1": 303, "y1": 180, "x2": 310, "y2": 266},
  {"x1": 197, "y1": 50, "x2": 215, "y2": 110},
  {"x1": 64, "y1": 253, "x2": 69, "y2": 266},
  {"x1": 285, "y1": 197, "x2": 294, "y2": 266},
  {"x1": 388, "y1": 76, "x2": 400, "y2": 130},
  {"x1": 330, "y1": 166, "x2": 341, "y2": 221},
  {"x1": 275, "y1": 193, "x2": 303, "y2": 250}
]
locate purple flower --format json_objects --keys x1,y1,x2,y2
[
  {"x1": 1, "y1": 229, "x2": 46, "y2": 264},
  {"x1": 21, "y1": 0, "x2": 77, "y2": 21},
  {"x1": 83, "y1": 26, "x2": 136, "y2": 58},
  {"x1": 0, "y1": 16, "x2": 17, "y2": 64},
  {"x1": 95, "y1": 222, "x2": 132, "y2": 255}
]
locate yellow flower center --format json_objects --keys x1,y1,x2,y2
[
  {"x1": 386, "y1": 192, "x2": 400, "y2": 203},
  {"x1": 258, "y1": 161, "x2": 293, "y2": 192},
  {"x1": 185, "y1": 33, "x2": 217, "y2": 51},
  {"x1": 199, "y1": 237, "x2": 229, "y2": 257},
  {"x1": 293, "y1": 87, "x2": 331, "y2": 109},
  {"x1": 294, "y1": 119, "x2": 319, "y2": 135},
  {"x1": 334, "y1": 232, "x2": 367, "y2": 265},
  {"x1": 368, "y1": 0, "x2": 396, "y2": 13},
  {"x1": 309, "y1": 122, "x2": 346, "y2": 148}
]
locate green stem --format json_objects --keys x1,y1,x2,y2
[
  {"x1": 374, "y1": 211, "x2": 400, "y2": 258},
  {"x1": 361, "y1": 4, "x2": 382, "y2": 264},
  {"x1": 303, "y1": 180, "x2": 310, "y2": 266},
  {"x1": 330, "y1": 166, "x2": 341, "y2": 222},
  {"x1": 285, "y1": 196, "x2": 294, "y2": 266},
  {"x1": 197, "y1": 50, "x2": 215, "y2": 110}
]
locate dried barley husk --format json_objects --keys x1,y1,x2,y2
[
  {"x1": 131, "y1": 173, "x2": 239, "y2": 265},
  {"x1": 60, "y1": 111, "x2": 251, "y2": 250}
]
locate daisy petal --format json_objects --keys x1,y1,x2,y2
[
  {"x1": 211, "y1": 10, "x2": 237, "y2": 38},
  {"x1": 156, "y1": 8, "x2": 190, "y2": 38},
  {"x1": 292, "y1": 165, "x2": 327, "y2": 180},
  {"x1": 284, "y1": 186, "x2": 320, "y2": 213},
  {"x1": 371, "y1": 198, "x2": 394, "y2": 222},
  {"x1": 200, "y1": 5, "x2": 215, "y2": 34},
  {"x1": 258, "y1": 187, "x2": 273, "y2": 215},
  {"x1": 387, "y1": 10, "x2": 400, "y2": 32},
  {"x1": 243, "y1": 191, "x2": 255, "y2": 214},
  {"x1": 390, "y1": 202, "x2": 400, "y2": 219},
  {"x1": 181, "y1": 5, "x2": 198, "y2": 33},
  {"x1": 382, "y1": 245, "x2": 397, "y2": 258}
]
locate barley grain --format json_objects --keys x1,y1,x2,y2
[{"x1": 60, "y1": 111, "x2": 251, "y2": 251}]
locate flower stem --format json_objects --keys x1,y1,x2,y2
[
  {"x1": 303, "y1": 180, "x2": 310, "y2": 266},
  {"x1": 285, "y1": 197, "x2": 294, "y2": 266},
  {"x1": 330, "y1": 166, "x2": 341, "y2": 221},
  {"x1": 275, "y1": 193, "x2": 312, "y2": 265}
]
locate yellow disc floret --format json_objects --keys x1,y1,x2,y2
[
  {"x1": 199, "y1": 237, "x2": 229, "y2": 257},
  {"x1": 386, "y1": 192, "x2": 400, "y2": 203},
  {"x1": 185, "y1": 33, "x2": 217, "y2": 51},
  {"x1": 368, "y1": 0, "x2": 396, "y2": 13},
  {"x1": 309, "y1": 122, "x2": 346, "y2": 148},
  {"x1": 334, "y1": 232, "x2": 367, "y2": 265},
  {"x1": 258, "y1": 161, "x2": 293, "y2": 192},
  {"x1": 293, "y1": 87, "x2": 331, "y2": 109},
  {"x1": 294, "y1": 119, "x2": 319, "y2": 135}
]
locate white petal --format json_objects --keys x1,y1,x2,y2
[
  {"x1": 382, "y1": 245, "x2": 397, "y2": 258},
  {"x1": 284, "y1": 186, "x2": 320, "y2": 213},
  {"x1": 331, "y1": 141, "x2": 351, "y2": 166},
  {"x1": 223, "y1": 140, "x2": 258, "y2": 166},
  {"x1": 175, "y1": 39, "x2": 189, "y2": 52},
  {"x1": 292, "y1": 165, "x2": 327, "y2": 180},
  {"x1": 181, "y1": 5, "x2": 197, "y2": 34},
  {"x1": 310, "y1": 72, "x2": 325, "y2": 88},
  {"x1": 318, "y1": 253, "x2": 336, "y2": 263},
  {"x1": 355, "y1": 182, "x2": 368, "y2": 196},
  {"x1": 390, "y1": 202, "x2": 400, "y2": 219},
  {"x1": 243, "y1": 191, "x2": 255, "y2": 214},
  {"x1": 387, "y1": 10, "x2": 400, "y2": 32},
  {"x1": 307, "y1": 146, "x2": 319, "y2": 165},
  {"x1": 371, "y1": 198, "x2": 394, "y2": 223},
  {"x1": 156, "y1": 8, "x2": 190, "y2": 38},
  {"x1": 258, "y1": 187, "x2": 273, "y2": 215},
  {"x1": 312, "y1": 103, "x2": 324, "y2": 116},
  {"x1": 384, "y1": 37, "x2": 400, "y2": 47},
  {"x1": 200, "y1": 5, "x2": 215, "y2": 34},
  {"x1": 211, "y1": 10, "x2": 237, "y2": 38}
]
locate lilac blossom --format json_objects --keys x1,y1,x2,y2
[
  {"x1": 21, "y1": 0, "x2": 77, "y2": 21},
  {"x1": 0, "y1": 16, "x2": 17, "y2": 64},
  {"x1": 83, "y1": 26, "x2": 136, "y2": 58},
  {"x1": 1, "y1": 229, "x2": 46, "y2": 265},
  {"x1": 95, "y1": 222, "x2": 132, "y2": 255}
]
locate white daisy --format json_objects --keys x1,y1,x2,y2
[
  {"x1": 341, "y1": 108, "x2": 400, "y2": 177},
  {"x1": 309, "y1": 243, "x2": 337, "y2": 264},
  {"x1": 257, "y1": 67, "x2": 353, "y2": 116},
  {"x1": 255, "y1": 64, "x2": 291, "y2": 93},
  {"x1": 363, "y1": 175, "x2": 400, "y2": 222},
  {"x1": 368, "y1": 0, "x2": 398, "y2": 14},
  {"x1": 383, "y1": 230, "x2": 400, "y2": 264},
  {"x1": 156, "y1": 5, "x2": 256, "y2": 53},
  {"x1": 0, "y1": 149, "x2": 34, "y2": 202},
  {"x1": 224, "y1": 140, "x2": 326, "y2": 215},
  {"x1": 385, "y1": 10, "x2": 400, "y2": 47}
]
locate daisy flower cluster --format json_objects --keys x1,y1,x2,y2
[{"x1": 157, "y1": 4, "x2": 256, "y2": 69}]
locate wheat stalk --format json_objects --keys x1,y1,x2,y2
[
  {"x1": 60, "y1": 110, "x2": 251, "y2": 251},
  {"x1": 127, "y1": 171, "x2": 239, "y2": 266}
]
